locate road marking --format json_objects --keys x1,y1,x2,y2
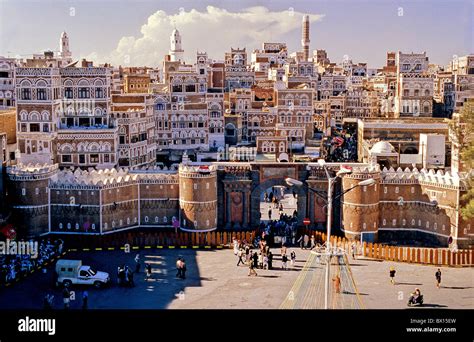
[
  {"x1": 204, "y1": 246, "x2": 211, "y2": 249},
  {"x1": 157, "y1": 246, "x2": 163, "y2": 249},
  {"x1": 169, "y1": 246, "x2": 175, "y2": 249},
  {"x1": 192, "y1": 246, "x2": 199, "y2": 249},
  {"x1": 108, "y1": 247, "x2": 115, "y2": 251},
  {"x1": 132, "y1": 246, "x2": 139, "y2": 250},
  {"x1": 180, "y1": 246, "x2": 187, "y2": 249},
  {"x1": 68, "y1": 249, "x2": 77, "y2": 252},
  {"x1": 82, "y1": 248, "x2": 90, "y2": 251},
  {"x1": 95, "y1": 248, "x2": 103, "y2": 251},
  {"x1": 144, "y1": 246, "x2": 151, "y2": 249}
]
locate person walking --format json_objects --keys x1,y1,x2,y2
[
  {"x1": 252, "y1": 252, "x2": 258, "y2": 269},
  {"x1": 181, "y1": 259, "x2": 187, "y2": 279},
  {"x1": 351, "y1": 242, "x2": 357, "y2": 260},
  {"x1": 245, "y1": 245, "x2": 250, "y2": 262},
  {"x1": 268, "y1": 206, "x2": 272, "y2": 220},
  {"x1": 248, "y1": 258, "x2": 258, "y2": 276},
  {"x1": 282, "y1": 254, "x2": 288, "y2": 270},
  {"x1": 310, "y1": 235, "x2": 315, "y2": 249},
  {"x1": 237, "y1": 248, "x2": 245, "y2": 266},
  {"x1": 279, "y1": 203, "x2": 284, "y2": 216},
  {"x1": 290, "y1": 250, "x2": 296, "y2": 267},
  {"x1": 389, "y1": 267, "x2": 396, "y2": 285},
  {"x1": 134, "y1": 254, "x2": 141, "y2": 273},
  {"x1": 298, "y1": 235, "x2": 304, "y2": 249},
  {"x1": 268, "y1": 251, "x2": 273, "y2": 270},
  {"x1": 43, "y1": 292, "x2": 54, "y2": 310},
  {"x1": 435, "y1": 268, "x2": 442, "y2": 288},
  {"x1": 303, "y1": 234, "x2": 309, "y2": 249},
  {"x1": 176, "y1": 258, "x2": 183, "y2": 278},
  {"x1": 62, "y1": 286, "x2": 70, "y2": 310},
  {"x1": 333, "y1": 274, "x2": 341, "y2": 293},
  {"x1": 82, "y1": 291, "x2": 88, "y2": 310},
  {"x1": 263, "y1": 254, "x2": 268, "y2": 270},
  {"x1": 145, "y1": 263, "x2": 152, "y2": 280}
]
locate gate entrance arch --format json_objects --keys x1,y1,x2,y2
[{"x1": 250, "y1": 174, "x2": 307, "y2": 228}]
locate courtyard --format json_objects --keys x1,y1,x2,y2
[{"x1": 0, "y1": 247, "x2": 472, "y2": 309}]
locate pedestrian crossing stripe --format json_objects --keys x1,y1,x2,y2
[
  {"x1": 157, "y1": 246, "x2": 163, "y2": 249},
  {"x1": 144, "y1": 246, "x2": 151, "y2": 249},
  {"x1": 107, "y1": 247, "x2": 115, "y2": 251},
  {"x1": 82, "y1": 248, "x2": 90, "y2": 251},
  {"x1": 192, "y1": 246, "x2": 199, "y2": 249},
  {"x1": 132, "y1": 246, "x2": 139, "y2": 250},
  {"x1": 95, "y1": 248, "x2": 103, "y2": 251},
  {"x1": 204, "y1": 246, "x2": 211, "y2": 249},
  {"x1": 120, "y1": 247, "x2": 125, "y2": 250},
  {"x1": 168, "y1": 246, "x2": 175, "y2": 249},
  {"x1": 180, "y1": 246, "x2": 187, "y2": 249}
]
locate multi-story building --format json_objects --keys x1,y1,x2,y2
[
  {"x1": 395, "y1": 52, "x2": 434, "y2": 117},
  {"x1": 0, "y1": 57, "x2": 18, "y2": 108}
]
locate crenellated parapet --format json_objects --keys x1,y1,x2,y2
[{"x1": 7, "y1": 163, "x2": 59, "y2": 181}]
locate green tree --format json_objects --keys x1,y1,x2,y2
[{"x1": 452, "y1": 100, "x2": 474, "y2": 219}]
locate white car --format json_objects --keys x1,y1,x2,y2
[{"x1": 56, "y1": 259, "x2": 110, "y2": 288}]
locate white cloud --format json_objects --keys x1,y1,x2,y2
[{"x1": 85, "y1": 6, "x2": 324, "y2": 67}]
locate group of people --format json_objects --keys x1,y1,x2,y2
[{"x1": 0, "y1": 238, "x2": 64, "y2": 285}]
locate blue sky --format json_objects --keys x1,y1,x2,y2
[{"x1": 0, "y1": 0, "x2": 472, "y2": 68}]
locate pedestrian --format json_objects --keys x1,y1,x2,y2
[
  {"x1": 82, "y1": 291, "x2": 88, "y2": 310},
  {"x1": 145, "y1": 263, "x2": 152, "y2": 280},
  {"x1": 264, "y1": 192, "x2": 268, "y2": 203},
  {"x1": 263, "y1": 254, "x2": 268, "y2": 269},
  {"x1": 389, "y1": 267, "x2": 396, "y2": 285},
  {"x1": 252, "y1": 252, "x2": 258, "y2": 269},
  {"x1": 181, "y1": 259, "x2": 187, "y2": 279},
  {"x1": 351, "y1": 242, "x2": 357, "y2": 260},
  {"x1": 435, "y1": 268, "x2": 442, "y2": 288},
  {"x1": 298, "y1": 235, "x2": 304, "y2": 249},
  {"x1": 280, "y1": 243, "x2": 287, "y2": 256},
  {"x1": 282, "y1": 254, "x2": 288, "y2": 270},
  {"x1": 258, "y1": 252, "x2": 263, "y2": 269},
  {"x1": 303, "y1": 234, "x2": 309, "y2": 249},
  {"x1": 245, "y1": 245, "x2": 250, "y2": 262},
  {"x1": 237, "y1": 248, "x2": 245, "y2": 266},
  {"x1": 268, "y1": 251, "x2": 273, "y2": 270},
  {"x1": 290, "y1": 250, "x2": 296, "y2": 266},
  {"x1": 332, "y1": 275, "x2": 341, "y2": 293},
  {"x1": 279, "y1": 203, "x2": 284, "y2": 216},
  {"x1": 134, "y1": 254, "x2": 141, "y2": 273},
  {"x1": 176, "y1": 257, "x2": 182, "y2": 278},
  {"x1": 310, "y1": 235, "x2": 315, "y2": 249},
  {"x1": 248, "y1": 258, "x2": 258, "y2": 277},
  {"x1": 62, "y1": 286, "x2": 70, "y2": 309},
  {"x1": 43, "y1": 292, "x2": 54, "y2": 310}
]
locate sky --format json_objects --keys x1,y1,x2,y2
[{"x1": 0, "y1": 0, "x2": 472, "y2": 69}]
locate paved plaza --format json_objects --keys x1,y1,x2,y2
[{"x1": 0, "y1": 247, "x2": 472, "y2": 309}]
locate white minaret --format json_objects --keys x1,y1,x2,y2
[
  {"x1": 170, "y1": 28, "x2": 184, "y2": 62},
  {"x1": 301, "y1": 15, "x2": 310, "y2": 62},
  {"x1": 58, "y1": 31, "x2": 72, "y2": 64}
]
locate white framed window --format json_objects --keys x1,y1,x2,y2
[
  {"x1": 59, "y1": 223, "x2": 63, "y2": 229},
  {"x1": 384, "y1": 187, "x2": 387, "y2": 194},
  {"x1": 412, "y1": 219, "x2": 416, "y2": 226},
  {"x1": 194, "y1": 220, "x2": 198, "y2": 227},
  {"x1": 112, "y1": 221, "x2": 116, "y2": 227},
  {"x1": 75, "y1": 223, "x2": 79, "y2": 230},
  {"x1": 91, "y1": 224, "x2": 96, "y2": 230},
  {"x1": 363, "y1": 186, "x2": 367, "y2": 192},
  {"x1": 35, "y1": 188, "x2": 39, "y2": 195},
  {"x1": 127, "y1": 217, "x2": 130, "y2": 224},
  {"x1": 22, "y1": 188, "x2": 26, "y2": 196},
  {"x1": 154, "y1": 216, "x2": 159, "y2": 223},
  {"x1": 119, "y1": 219, "x2": 123, "y2": 226},
  {"x1": 145, "y1": 216, "x2": 149, "y2": 223},
  {"x1": 206, "y1": 182, "x2": 210, "y2": 189},
  {"x1": 395, "y1": 187, "x2": 399, "y2": 193},
  {"x1": 434, "y1": 223, "x2": 437, "y2": 230},
  {"x1": 442, "y1": 224, "x2": 446, "y2": 231},
  {"x1": 411, "y1": 187, "x2": 415, "y2": 194},
  {"x1": 383, "y1": 219, "x2": 386, "y2": 226},
  {"x1": 363, "y1": 222, "x2": 367, "y2": 230},
  {"x1": 392, "y1": 219, "x2": 397, "y2": 226},
  {"x1": 163, "y1": 216, "x2": 168, "y2": 223},
  {"x1": 402, "y1": 219, "x2": 406, "y2": 226},
  {"x1": 104, "y1": 223, "x2": 108, "y2": 229},
  {"x1": 418, "y1": 219, "x2": 421, "y2": 226},
  {"x1": 67, "y1": 223, "x2": 71, "y2": 230},
  {"x1": 206, "y1": 220, "x2": 209, "y2": 226},
  {"x1": 426, "y1": 221, "x2": 429, "y2": 228}
]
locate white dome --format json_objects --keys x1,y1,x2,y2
[{"x1": 370, "y1": 141, "x2": 395, "y2": 154}]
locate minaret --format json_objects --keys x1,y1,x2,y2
[
  {"x1": 58, "y1": 31, "x2": 72, "y2": 63},
  {"x1": 301, "y1": 15, "x2": 310, "y2": 61},
  {"x1": 170, "y1": 28, "x2": 184, "y2": 62}
]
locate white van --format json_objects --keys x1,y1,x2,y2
[{"x1": 55, "y1": 259, "x2": 110, "y2": 288}]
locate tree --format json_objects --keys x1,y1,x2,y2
[{"x1": 451, "y1": 100, "x2": 474, "y2": 219}]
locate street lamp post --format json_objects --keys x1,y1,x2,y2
[{"x1": 285, "y1": 161, "x2": 375, "y2": 309}]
